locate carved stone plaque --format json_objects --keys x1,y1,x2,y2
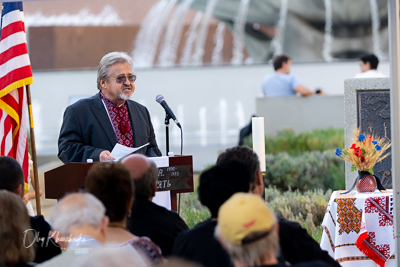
[{"x1": 357, "y1": 91, "x2": 392, "y2": 188}]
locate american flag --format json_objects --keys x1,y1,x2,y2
[{"x1": 0, "y1": 2, "x2": 33, "y2": 185}]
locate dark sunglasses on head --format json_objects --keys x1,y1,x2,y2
[{"x1": 114, "y1": 74, "x2": 137, "y2": 84}]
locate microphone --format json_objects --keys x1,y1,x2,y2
[{"x1": 155, "y1": 95, "x2": 181, "y2": 128}]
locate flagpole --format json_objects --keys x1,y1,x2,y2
[{"x1": 25, "y1": 84, "x2": 41, "y2": 215}]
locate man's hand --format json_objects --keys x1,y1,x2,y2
[{"x1": 99, "y1": 150, "x2": 115, "y2": 162}]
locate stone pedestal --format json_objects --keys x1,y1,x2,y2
[{"x1": 344, "y1": 78, "x2": 392, "y2": 189}]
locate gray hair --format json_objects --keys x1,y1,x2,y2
[
  {"x1": 74, "y1": 247, "x2": 148, "y2": 267},
  {"x1": 50, "y1": 192, "x2": 106, "y2": 236},
  {"x1": 214, "y1": 224, "x2": 280, "y2": 266},
  {"x1": 97, "y1": 51, "x2": 133, "y2": 90}
]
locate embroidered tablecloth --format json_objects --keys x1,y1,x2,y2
[
  {"x1": 356, "y1": 195, "x2": 394, "y2": 267},
  {"x1": 320, "y1": 190, "x2": 395, "y2": 267}
]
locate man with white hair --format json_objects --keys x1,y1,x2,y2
[
  {"x1": 58, "y1": 51, "x2": 161, "y2": 164},
  {"x1": 39, "y1": 193, "x2": 109, "y2": 267},
  {"x1": 215, "y1": 193, "x2": 330, "y2": 267}
]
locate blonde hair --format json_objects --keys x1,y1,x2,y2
[{"x1": 0, "y1": 190, "x2": 35, "y2": 266}]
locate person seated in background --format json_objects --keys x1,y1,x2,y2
[
  {"x1": 0, "y1": 190, "x2": 35, "y2": 267},
  {"x1": 39, "y1": 193, "x2": 111, "y2": 267},
  {"x1": 85, "y1": 162, "x2": 163, "y2": 266},
  {"x1": 354, "y1": 53, "x2": 387, "y2": 78},
  {"x1": 121, "y1": 154, "x2": 189, "y2": 256},
  {"x1": 216, "y1": 146, "x2": 340, "y2": 267},
  {"x1": 172, "y1": 160, "x2": 253, "y2": 267},
  {"x1": 215, "y1": 193, "x2": 330, "y2": 267},
  {"x1": 262, "y1": 54, "x2": 323, "y2": 97},
  {"x1": 0, "y1": 156, "x2": 61, "y2": 263},
  {"x1": 24, "y1": 154, "x2": 43, "y2": 216}
]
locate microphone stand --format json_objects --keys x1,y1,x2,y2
[
  {"x1": 164, "y1": 113, "x2": 172, "y2": 155},
  {"x1": 164, "y1": 113, "x2": 181, "y2": 214}
]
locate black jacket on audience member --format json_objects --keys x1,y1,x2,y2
[
  {"x1": 172, "y1": 217, "x2": 340, "y2": 267},
  {"x1": 172, "y1": 218, "x2": 234, "y2": 267},
  {"x1": 30, "y1": 215, "x2": 62, "y2": 263},
  {"x1": 278, "y1": 217, "x2": 340, "y2": 267},
  {"x1": 126, "y1": 198, "x2": 188, "y2": 256}
]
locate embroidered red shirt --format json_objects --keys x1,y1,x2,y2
[{"x1": 100, "y1": 92, "x2": 134, "y2": 148}]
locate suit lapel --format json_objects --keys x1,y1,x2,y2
[
  {"x1": 91, "y1": 93, "x2": 118, "y2": 147},
  {"x1": 126, "y1": 100, "x2": 142, "y2": 146}
]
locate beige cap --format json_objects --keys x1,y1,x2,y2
[{"x1": 218, "y1": 193, "x2": 276, "y2": 245}]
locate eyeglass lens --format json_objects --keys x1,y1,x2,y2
[{"x1": 116, "y1": 75, "x2": 136, "y2": 84}]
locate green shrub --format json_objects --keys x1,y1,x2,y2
[
  {"x1": 243, "y1": 128, "x2": 344, "y2": 156},
  {"x1": 179, "y1": 187, "x2": 330, "y2": 243},
  {"x1": 179, "y1": 191, "x2": 211, "y2": 229},
  {"x1": 264, "y1": 150, "x2": 345, "y2": 192},
  {"x1": 265, "y1": 187, "x2": 331, "y2": 243}
]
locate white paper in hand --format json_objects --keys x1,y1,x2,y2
[{"x1": 110, "y1": 142, "x2": 150, "y2": 161}]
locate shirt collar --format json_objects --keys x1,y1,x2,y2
[{"x1": 100, "y1": 91, "x2": 125, "y2": 107}]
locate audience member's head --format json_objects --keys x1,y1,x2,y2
[
  {"x1": 121, "y1": 154, "x2": 158, "y2": 200},
  {"x1": 85, "y1": 162, "x2": 134, "y2": 223},
  {"x1": 0, "y1": 190, "x2": 35, "y2": 266},
  {"x1": 215, "y1": 193, "x2": 279, "y2": 266},
  {"x1": 216, "y1": 146, "x2": 264, "y2": 196},
  {"x1": 359, "y1": 53, "x2": 379, "y2": 71},
  {"x1": 50, "y1": 192, "x2": 108, "y2": 247},
  {"x1": 0, "y1": 156, "x2": 24, "y2": 195},
  {"x1": 198, "y1": 160, "x2": 252, "y2": 218},
  {"x1": 272, "y1": 54, "x2": 291, "y2": 71},
  {"x1": 75, "y1": 247, "x2": 147, "y2": 267}
]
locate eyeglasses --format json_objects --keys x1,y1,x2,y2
[{"x1": 114, "y1": 74, "x2": 137, "y2": 84}]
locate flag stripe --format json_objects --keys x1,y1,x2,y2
[
  {"x1": 1, "y1": 7, "x2": 23, "y2": 28},
  {"x1": 0, "y1": 54, "x2": 31, "y2": 79},
  {"x1": 0, "y1": 98, "x2": 20, "y2": 136},
  {"x1": 0, "y1": 43, "x2": 27, "y2": 66},
  {"x1": 0, "y1": 69, "x2": 33, "y2": 97},
  {"x1": 0, "y1": 31, "x2": 26, "y2": 54},
  {"x1": 0, "y1": 20, "x2": 25, "y2": 41}
]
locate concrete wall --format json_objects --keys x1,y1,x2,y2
[{"x1": 256, "y1": 95, "x2": 344, "y2": 136}]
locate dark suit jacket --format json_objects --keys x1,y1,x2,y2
[
  {"x1": 126, "y1": 198, "x2": 189, "y2": 256},
  {"x1": 58, "y1": 93, "x2": 161, "y2": 163}
]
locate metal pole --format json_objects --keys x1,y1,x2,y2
[
  {"x1": 165, "y1": 115, "x2": 170, "y2": 155},
  {"x1": 388, "y1": 0, "x2": 400, "y2": 266},
  {"x1": 25, "y1": 84, "x2": 41, "y2": 215}
]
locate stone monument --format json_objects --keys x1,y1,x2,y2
[{"x1": 344, "y1": 78, "x2": 391, "y2": 189}]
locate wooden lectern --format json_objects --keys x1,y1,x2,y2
[{"x1": 44, "y1": 155, "x2": 193, "y2": 211}]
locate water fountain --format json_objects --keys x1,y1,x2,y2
[
  {"x1": 231, "y1": 0, "x2": 251, "y2": 65},
  {"x1": 271, "y1": 0, "x2": 288, "y2": 57},
  {"x1": 199, "y1": 107, "x2": 207, "y2": 147},
  {"x1": 180, "y1": 11, "x2": 203, "y2": 66},
  {"x1": 158, "y1": 0, "x2": 195, "y2": 67},
  {"x1": 322, "y1": 0, "x2": 333, "y2": 62},
  {"x1": 219, "y1": 99, "x2": 228, "y2": 145},
  {"x1": 191, "y1": 0, "x2": 219, "y2": 66},
  {"x1": 369, "y1": 0, "x2": 384, "y2": 59},
  {"x1": 211, "y1": 22, "x2": 225, "y2": 65},
  {"x1": 133, "y1": 0, "x2": 178, "y2": 67}
]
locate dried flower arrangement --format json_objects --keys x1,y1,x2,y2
[{"x1": 335, "y1": 129, "x2": 391, "y2": 193}]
